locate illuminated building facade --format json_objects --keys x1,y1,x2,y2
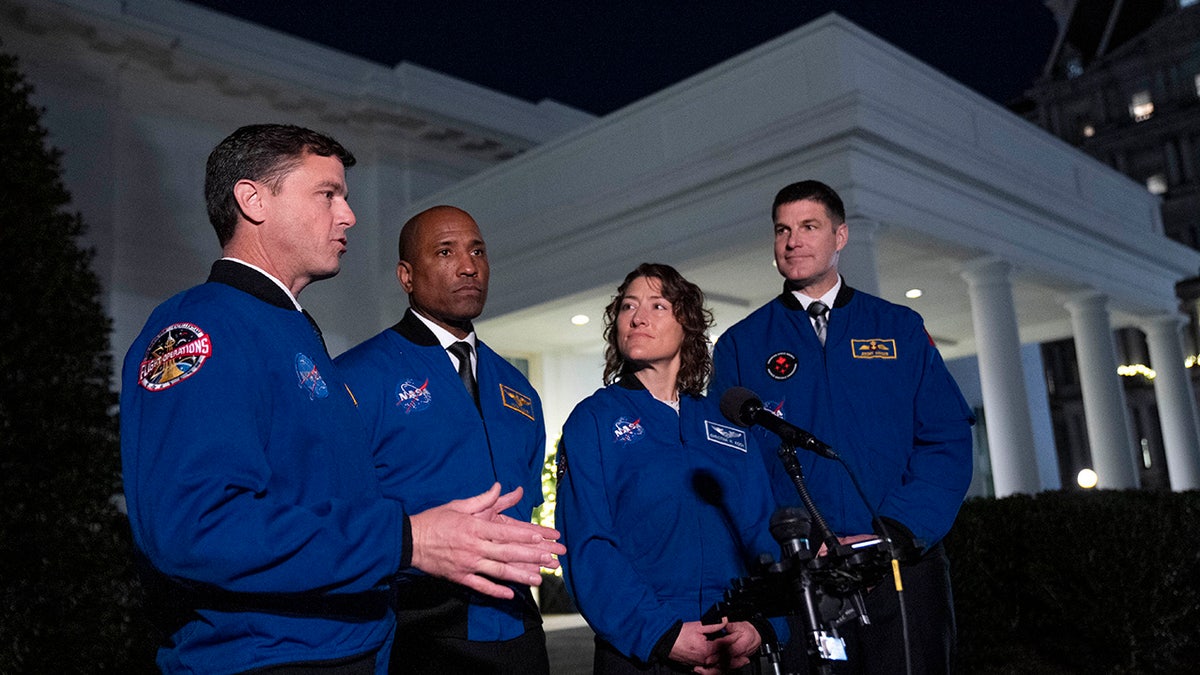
[{"x1": 1019, "y1": 0, "x2": 1200, "y2": 489}]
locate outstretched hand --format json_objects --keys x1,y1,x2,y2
[{"x1": 408, "y1": 483, "x2": 565, "y2": 599}]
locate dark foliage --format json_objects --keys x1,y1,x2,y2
[
  {"x1": 947, "y1": 490, "x2": 1200, "y2": 674},
  {"x1": 0, "y1": 48, "x2": 156, "y2": 672}
]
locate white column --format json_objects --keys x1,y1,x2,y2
[
  {"x1": 1064, "y1": 292, "x2": 1139, "y2": 489},
  {"x1": 840, "y1": 218, "x2": 881, "y2": 296},
  {"x1": 1142, "y1": 314, "x2": 1200, "y2": 490},
  {"x1": 961, "y1": 258, "x2": 1040, "y2": 496}
]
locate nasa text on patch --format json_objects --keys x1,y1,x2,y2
[
  {"x1": 851, "y1": 339, "x2": 897, "y2": 360},
  {"x1": 395, "y1": 377, "x2": 433, "y2": 414},
  {"x1": 499, "y1": 383, "x2": 536, "y2": 420},
  {"x1": 705, "y1": 421, "x2": 748, "y2": 452},
  {"x1": 612, "y1": 416, "x2": 645, "y2": 444}
]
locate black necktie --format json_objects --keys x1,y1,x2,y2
[
  {"x1": 447, "y1": 341, "x2": 477, "y2": 403},
  {"x1": 807, "y1": 301, "x2": 829, "y2": 346}
]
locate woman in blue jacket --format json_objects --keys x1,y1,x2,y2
[{"x1": 557, "y1": 263, "x2": 780, "y2": 674}]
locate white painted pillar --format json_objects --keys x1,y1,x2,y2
[
  {"x1": 961, "y1": 258, "x2": 1040, "y2": 496},
  {"x1": 840, "y1": 218, "x2": 881, "y2": 296},
  {"x1": 1064, "y1": 292, "x2": 1140, "y2": 489},
  {"x1": 1142, "y1": 314, "x2": 1200, "y2": 490}
]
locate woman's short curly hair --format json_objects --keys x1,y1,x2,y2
[{"x1": 602, "y1": 263, "x2": 715, "y2": 396}]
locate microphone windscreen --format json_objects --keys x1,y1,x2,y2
[
  {"x1": 769, "y1": 507, "x2": 812, "y2": 543},
  {"x1": 719, "y1": 386, "x2": 760, "y2": 427}
]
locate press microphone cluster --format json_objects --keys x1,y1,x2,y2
[{"x1": 719, "y1": 386, "x2": 838, "y2": 460}]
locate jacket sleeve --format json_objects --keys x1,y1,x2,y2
[
  {"x1": 121, "y1": 314, "x2": 407, "y2": 595},
  {"x1": 556, "y1": 407, "x2": 681, "y2": 662},
  {"x1": 876, "y1": 321, "x2": 975, "y2": 548}
]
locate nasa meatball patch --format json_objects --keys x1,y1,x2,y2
[
  {"x1": 612, "y1": 416, "x2": 646, "y2": 444},
  {"x1": 295, "y1": 353, "x2": 330, "y2": 400},
  {"x1": 139, "y1": 323, "x2": 212, "y2": 391},
  {"x1": 395, "y1": 377, "x2": 433, "y2": 414}
]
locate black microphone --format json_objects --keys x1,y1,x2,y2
[
  {"x1": 769, "y1": 507, "x2": 813, "y2": 561},
  {"x1": 719, "y1": 386, "x2": 838, "y2": 460}
]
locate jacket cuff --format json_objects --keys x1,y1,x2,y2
[
  {"x1": 877, "y1": 516, "x2": 920, "y2": 558},
  {"x1": 748, "y1": 614, "x2": 777, "y2": 646},
  {"x1": 399, "y1": 513, "x2": 413, "y2": 570},
  {"x1": 650, "y1": 620, "x2": 683, "y2": 662}
]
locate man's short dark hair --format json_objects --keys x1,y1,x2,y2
[
  {"x1": 772, "y1": 180, "x2": 845, "y2": 224},
  {"x1": 205, "y1": 124, "x2": 356, "y2": 246}
]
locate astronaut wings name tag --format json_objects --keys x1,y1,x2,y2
[{"x1": 705, "y1": 421, "x2": 748, "y2": 452}]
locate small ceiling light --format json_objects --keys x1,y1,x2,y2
[
  {"x1": 571, "y1": 314, "x2": 590, "y2": 326},
  {"x1": 1077, "y1": 468, "x2": 1098, "y2": 489},
  {"x1": 905, "y1": 288, "x2": 923, "y2": 299}
]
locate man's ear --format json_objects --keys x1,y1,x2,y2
[
  {"x1": 397, "y1": 261, "x2": 414, "y2": 294},
  {"x1": 232, "y1": 179, "x2": 266, "y2": 225}
]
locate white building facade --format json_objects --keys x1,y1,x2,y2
[{"x1": 6, "y1": 0, "x2": 1199, "y2": 496}]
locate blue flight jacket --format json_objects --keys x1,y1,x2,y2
[
  {"x1": 711, "y1": 284, "x2": 975, "y2": 550},
  {"x1": 120, "y1": 261, "x2": 406, "y2": 675},
  {"x1": 557, "y1": 378, "x2": 782, "y2": 663},
  {"x1": 335, "y1": 309, "x2": 546, "y2": 642}
]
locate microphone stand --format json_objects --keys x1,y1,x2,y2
[
  {"x1": 776, "y1": 442, "x2": 852, "y2": 674},
  {"x1": 778, "y1": 442, "x2": 915, "y2": 675}
]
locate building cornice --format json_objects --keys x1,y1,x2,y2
[{"x1": 1, "y1": 0, "x2": 590, "y2": 161}]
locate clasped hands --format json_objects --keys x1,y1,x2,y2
[{"x1": 671, "y1": 618, "x2": 762, "y2": 674}]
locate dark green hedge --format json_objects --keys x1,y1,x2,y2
[{"x1": 946, "y1": 490, "x2": 1200, "y2": 674}]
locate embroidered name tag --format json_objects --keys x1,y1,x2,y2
[
  {"x1": 500, "y1": 383, "x2": 536, "y2": 420},
  {"x1": 851, "y1": 339, "x2": 897, "y2": 359},
  {"x1": 705, "y1": 421, "x2": 748, "y2": 452}
]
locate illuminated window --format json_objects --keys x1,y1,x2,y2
[
  {"x1": 1147, "y1": 174, "x2": 1168, "y2": 194},
  {"x1": 1130, "y1": 90, "x2": 1154, "y2": 121}
]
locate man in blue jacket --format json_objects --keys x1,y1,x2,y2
[
  {"x1": 337, "y1": 205, "x2": 550, "y2": 674},
  {"x1": 711, "y1": 180, "x2": 974, "y2": 674},
  {"x1": 121, "y1": 125, "x2": 563, "y2": 675}
]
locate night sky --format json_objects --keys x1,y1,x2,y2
[{"x1": 184, "y1": 1, "x2": 1058, "y2": 116}]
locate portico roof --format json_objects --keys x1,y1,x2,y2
[{"x1": 413, "y1": 13, "x2": 1196, "y2": 360}]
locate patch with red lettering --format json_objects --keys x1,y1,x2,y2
[
  {"x1": 766, "y1": 351, "x2": 798, "y2": 380},
  {"x1": 139, "y1": 323, "x2": 212, "y2": 391}
]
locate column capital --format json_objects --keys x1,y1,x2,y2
[
  {"x1": 960, "y1": 256, "x2": 1011, "y2": 285},
  {"x1": 1063, "y1": 290, "x2": 1108, "y2": 314},
  {"x1": 1140, "y1": 312, "x2": 1188, "y2": 335},
  {"x1": 844, "y1": 215, "x2": 883, "y2": 240}
]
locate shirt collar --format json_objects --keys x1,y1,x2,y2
[
  {"x1": 408, "y1": 308, "x2": 477, "y2": 351},
  {"x1": 790, "y1": 275, "x2": 842, "y2": 312}
]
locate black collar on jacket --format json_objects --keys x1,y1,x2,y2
[
  {"x1": 207, "y1": 259, "x2": 295, "y2": 310},
  {"x1": 616, "y1": 373, "x2": 646, "y2": 391},
  {"x1": 390, "y1": 308, "x2": 476, "y2": 348}
]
